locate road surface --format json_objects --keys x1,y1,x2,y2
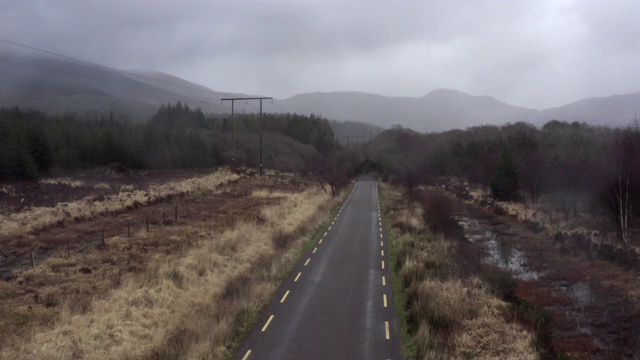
[{"x1": 234, "y1": 178, "x2": 402, "y2": 360}]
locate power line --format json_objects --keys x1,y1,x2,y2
[
  {"x1": 0, "y1": 38, "x2": 285, "y2": 119},
  {"x1": 0, "y1": 66, "x2": 214, "y2": 107}
]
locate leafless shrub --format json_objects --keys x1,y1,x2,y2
[{"x1": 421, "y1": 190, "x2": 457, "y2": 237}]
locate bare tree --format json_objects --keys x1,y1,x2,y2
[{"x1": 599, "y1": 129, "x2": 639, "y2": 244}]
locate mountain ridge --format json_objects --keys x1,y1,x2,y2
[{"x1": 1, "y1": 53, "x2": 638, "y2": 131}]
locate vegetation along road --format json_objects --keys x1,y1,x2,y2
[{"x1": 234, "y1": 177, "x2": 401, "y2": 359}]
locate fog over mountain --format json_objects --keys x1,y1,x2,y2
[{"x1": 1, "y1": 53, "x2": 639, "y2": 132}]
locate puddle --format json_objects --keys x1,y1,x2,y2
[
  {"x1": 457, "y1": 216, "x2": 543, "y2": 280},
  {"x1": 453, "y1": 207, "x2": 640, "y2": 357},
  {"x1": 569, "y1": 282, "x2": 594, "y2": 306}
]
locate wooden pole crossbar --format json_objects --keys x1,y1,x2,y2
[{"x1": 221, "y1": 97, "x2": 273, "y2": 175}]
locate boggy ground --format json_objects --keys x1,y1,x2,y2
[
  {"x1": 0, "y1": 167, "x2": 341, "y2": 359},
  {"x1": 448, "y1": 190, "x2": 640, "y2": 359}
]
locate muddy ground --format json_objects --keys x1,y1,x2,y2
[{"x1": 450, "y1": 195, "x2": 640, "y2": 359}]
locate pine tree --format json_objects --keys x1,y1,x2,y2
[{"x1": 490, "y1": 150, "x2": 520, "y2": 201}]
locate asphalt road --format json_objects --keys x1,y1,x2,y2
[{"x1": 234, "y1": 179, "x2": 402, "y2": 360}]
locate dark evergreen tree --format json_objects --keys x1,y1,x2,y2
[{"x1": 490, "y1": 150, "x2": 520, "y2": 201}]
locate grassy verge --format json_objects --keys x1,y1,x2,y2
[
  {"x1": 385, "y1": 210, "x2": 417, "y2": 359},
  {"x1": 380, "y1": 183, "x2": 539, "y2": 360}
]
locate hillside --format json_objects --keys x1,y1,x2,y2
[
  {"x1": 537, "y1": 92, "x2": 640, "y2": 127},
  {"x1": 0, "y1": 53, "x2": 257, "y2": 120},
  {"x1": 328, "y1": 119, "x2": 385, "y2": 145},
  {"x1": 2, "y1": 53, "x2": 640, "y2": 131},
  {"x1": 278, "y1": 90, "x2": 538, "y2": 132}
]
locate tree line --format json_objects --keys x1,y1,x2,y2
[
  {"x1": 367, "y1": 120, "x2": 640, "y2": 244},
  {"x1": 0, "y1": 103, "x2": 340, "y2": 181}
]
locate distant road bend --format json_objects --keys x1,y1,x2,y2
[{"x1": 234, "y1": 177, "x2": 402, "y2": 359}]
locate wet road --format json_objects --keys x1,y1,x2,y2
[{"x1": 233, "y1": 179, "x2": 402, "y2": 360}]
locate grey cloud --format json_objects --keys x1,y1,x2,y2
[{"x1": 1, "y1": 0, "x2": 639, "y2": 109}]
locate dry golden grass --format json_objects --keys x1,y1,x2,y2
[
  {"x1": 380, "y1": 183, "x2": 539, "y2": 360},
  {"x1": 0, "y1": 178, "x2": 343, "y2": 360},
  {"x1": 0, "y1": 169, "x2": 240, "y2": 237}
]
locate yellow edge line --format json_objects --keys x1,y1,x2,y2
[
  {"x1": 280, "y1": 290, "x2": 290, "y2": 303},
  {"x1": 262, "y1": 315, "x2": 274, "y2": 332}
]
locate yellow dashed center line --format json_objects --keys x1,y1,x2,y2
[
  {"x1": 385, "y1": 321, "x2": 390, "y2": 339},
  {"x1": 381, "y1": 241, "x2": 384, "y2": 247},
  {"x1": 383, "y1": 294, "x2": 388, "y2": 307},
  {"x1": 319, "y1": 238, "x2": 323, "y2": 244},
  {"x1": 304, "y1": 258, "x2": 311, "y2": 266},
  {"x1": 261, "y1": 315, "x2": 274, "y2": 332},
  {"x1": 379, "y1": 227, "x2": 383, "y2": 232},
  {"x1": 324, "y1": 232, "x2": 328, "y2": 237},
  {"x1": 280, "y1": 290, "x2": 290, "y2": 303},
  {"x1": 382, "y1": 276, "x2": 386, "y2": 286},
  {"x1": 242, "y1": 350, "x2": 252, "y2": 360},
  {"x1": 381, "y1": 260, "x2": 385, "y2": 269},
  {"x1": 313, "y1": 247, "x2": 318, "y2": 254},
  {"x1": 294, "y1": 272, "x2": 302, "y2": 282},
  {"x1": 381, "y1": 250, "x2": 384, "y2": 256}
]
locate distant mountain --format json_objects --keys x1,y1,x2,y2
[
  {"x1": 536, "y1": 92, "x2": 640, "y2": 128},
  {"x1": 327, "y1": 119, "x2": 385, "y2": 145},
  {"x1": 278, "y1": 90, "x2": 537, "y2": 132},
  {"x1": 1, "y1": 52, "x2": 639, "y2": 131},
  {"x1": 0, "y1": 53, "x2": 256, "y2": 120},
  {"x1": 278, "y1": 89, "x2": 640, "y2": 132}
]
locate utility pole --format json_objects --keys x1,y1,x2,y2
[{"x1": 221, "y1": 96, "x2": 273, "y2": 175}]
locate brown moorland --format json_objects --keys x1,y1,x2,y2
[
  {"x1": 0, "y1": 168, "x2": 346, "y2": 359},
  {"x1": 441, "y1": 178, "x2": 640, "y2": 359}
]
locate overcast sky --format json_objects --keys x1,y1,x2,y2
[{"x1": 1, "y1": 0, "x2": 639, "y2": 109}]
